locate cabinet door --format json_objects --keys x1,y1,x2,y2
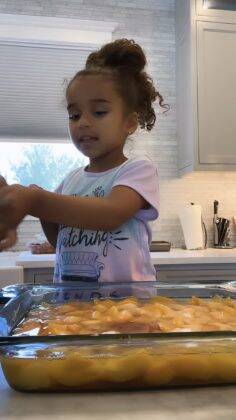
[
  {"x1": 196, "y1": 0, "x2": 236, "y2": 22},
  {"x1": 197, "y1": 21, "x2": 236, "y2": 165},
  {"x1": 176, "y1": 29, "x2": 193, "y2": 170}
]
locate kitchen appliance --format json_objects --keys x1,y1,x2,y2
[
  {"x1": 0, "y1": 281, "x2": 236, "y2": 392},
  {"x1": 178, "y1": 203, "x2": 207, "y2": 250}
]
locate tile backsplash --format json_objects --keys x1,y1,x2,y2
[{"x1": 1, "y1": 0, "x2": 236, "y2": 250}]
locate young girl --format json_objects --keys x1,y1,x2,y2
[{"x1": 0, "y1": 39, "x2": 167, "y2": 283}]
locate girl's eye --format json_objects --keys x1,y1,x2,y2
[
  {"x1": 94, "y1": 111, "x2": 107, "y2": 117},
  {"x1": 68, "y1": 111, "x2": 107, "y2": 120},
  {"x1": 69, "y1": 114, "x2": 80, "y2": 121}
]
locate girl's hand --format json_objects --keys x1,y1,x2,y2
[
  {"x1": 0, "y1": 177, "x2": 18, "y2": 250},
  {"x1": 0, "y1": 184, "x2": 35, "y2": 249},
  {"x1": 0, "y1": 184, "x2": 33, "y2": 228},
  {"x1": 29, "y1": 184, "x2": 43, "y2": 190},
  {"x1": 0, "y1": 228, "x2": 17, "y2": 251},
  {"x1": 0, "y1": 175, "x2": 7, "y2": 188}
]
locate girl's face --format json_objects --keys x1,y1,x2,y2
[{"x1": 66, "y1": 75, "x2": 137, "y2": 166}]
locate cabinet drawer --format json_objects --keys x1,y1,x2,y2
[
  {"x1": 34, "y1": 272, "x2": 54, "y2": 284},
  {"x1": 24, "y1": 268, "x2": 54, "y2": 284},
  {"x1": 156, "y1": 264, "x2": 236, "y2": 282}
]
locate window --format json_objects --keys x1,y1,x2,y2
[
  {"x1": 0, "y1": 14, "x2": 117, "y2": 189},
  {"x1": 0, "y1": 142, "x2": 88, "y2": 191}
]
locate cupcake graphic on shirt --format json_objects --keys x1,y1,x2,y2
[{"x1": 60, "y1": 251, "x2": 104, "y2": 281}]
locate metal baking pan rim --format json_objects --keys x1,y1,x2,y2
[
  {"x1": 1, "y1": 330, "x2": 236, "y2": 347},
  {"x1": 2, "y1": 281, "x2": 234, "y2": 293}
]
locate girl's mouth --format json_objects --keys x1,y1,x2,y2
[{"x1": 79, "y1": 136, "x2": 98, "y2": 144}]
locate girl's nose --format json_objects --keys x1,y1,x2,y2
[{"x1": 78, "y1": 113, "x2": 91, "y2": 127}]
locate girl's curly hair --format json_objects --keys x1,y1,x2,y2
[{"x1": 67, "y1": 39, "x2": 169, "y2": 131}]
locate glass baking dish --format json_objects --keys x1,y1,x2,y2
[{"x1": 0, "y1": 281, "x2": 236, "y2": 392}]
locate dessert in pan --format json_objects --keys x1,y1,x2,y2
[
  {"x1": 13, "y1": 295, "x2": 236, "y2": 336},
  {"x1": 1, "y1": 282, "x2": 236, "y2": 392}
]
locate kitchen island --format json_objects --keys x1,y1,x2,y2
[
  {"x1": 0, "y1": 368, "x2": 236, "y2": 420},
  {"x1": 1, "y1": 248, "x2": 236, "y2": 286},
  {"x1": 14, "y1": 248, "x2": 236, "y2": 284},
  {"x1": 15, "y1": 248, "x2": 236, "y2": 267}
]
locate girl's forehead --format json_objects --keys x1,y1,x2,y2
[{"x1": 67, "y1": 74, "x2": 119, "y2": 103}]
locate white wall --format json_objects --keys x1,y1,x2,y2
[{"x1": 1, "y1": 0, "x2": 236, "y2": 250}]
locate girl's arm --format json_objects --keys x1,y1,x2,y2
[
  {"x1": 35, "y1": 185, "x2": 147, "y2": 230},
  {"x1": 0, "y1": 183, "x2": 147, "y2": 234},
  {"x1": 40, "y1": 220, "x2": 58, "y2": 249},
  {"x1": 28, "y1": 185, "x2": 58, "y2": 249}
]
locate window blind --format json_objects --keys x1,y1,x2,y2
[{"x1": 0, "y1": 44, "x2": 92, "y2": 141}]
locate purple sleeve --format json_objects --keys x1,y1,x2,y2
[
  {"x1": 112, "y1": 158, "x2": 159, "y2": 221},
  {"x1": 54, "y1": 168, "x2": 81, "y2": 194}
]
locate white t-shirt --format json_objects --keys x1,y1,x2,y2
[{"x1": 54, "y1": 156, "x2": 159, "y2": 283}]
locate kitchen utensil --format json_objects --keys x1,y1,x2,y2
[
  {"x1": 213, "y1": 201, "x2": 233, "y2": 248},
  {"x1": 213, "y1": 200, "x2": 219, "y2": 245},
  {"x1": 219, "y1": 219, "x2": 229, "y2": 245}
]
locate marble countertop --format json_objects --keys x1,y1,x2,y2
[
  {"x1": 1, "y1": 248, "x2": 236, "y2": 271},
  {"x1": 151, "y1": 247, "x2": 236, "y2": 265},
  {"x1": 0, "y1": 368, "x2": 236, "y2": 420},
  {"x1": 13, "y1": 248, "x2": 236, "y2": 268},
  {"x1": 15, "y1": 251, "x2": 55, "y2": 268}
]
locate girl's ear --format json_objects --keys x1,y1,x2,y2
[{"x1": 126, "y1": 112, "x2": 138, "y2": 136}]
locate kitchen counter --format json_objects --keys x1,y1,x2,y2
[
  {"x1": 14, "y1": 248, "x2": 236, "y2": 268},
  {"x1": 0, "y1": 368, "x2": 236, "y2": 420},
  {"x1": 1, "y1": 249, "x2": 236, "y2": 286},
  {"x1": 151, "y1": 247, "x2": 236, "y2": 265},
  {"x1": 15, "y1": 251, "x2": 55, "y2": 268},
  {"x1": 0, "y1": 252, "x2": 23, "y2": 287}
]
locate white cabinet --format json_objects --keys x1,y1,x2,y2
[
  {"x1": 21, "y1": 264, "x2": 236, "y2": 284},
  {"x1": 197, "y1": 21, "x2": 236, "y2": 165},
  {"x1": 157, "y1": 264, "x2": 236, "y2": 282},
  {"x1": 196, "y1": 0, "x2": 236, "y2": 22},
  {"x1": 0, "y1": 267, "x2": 23, "y2": 287},
  {"x1": 176, "y1": 0, "x2": 236, "y2": 174}
]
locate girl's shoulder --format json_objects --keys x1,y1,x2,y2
[
  {"x1": 124, "y1": 154, "x2": 155, "y2": 167},
  {"x1": 66, "y1": 166, "x2": 84, "y2": 180},
  {"x1": 117, "y1": 154, "x2": 157, "y2": 175},
  {"x1": 56, "y1": 166, "x2": 85, "y2": 193}
]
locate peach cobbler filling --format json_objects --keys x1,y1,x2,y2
[{"x1": 13, "y1": 295, "x2": 236, "y2": 336}]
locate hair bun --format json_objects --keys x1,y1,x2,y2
[{"x1": 86, "y1": 39, "x2": 146, "y2": 74}]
